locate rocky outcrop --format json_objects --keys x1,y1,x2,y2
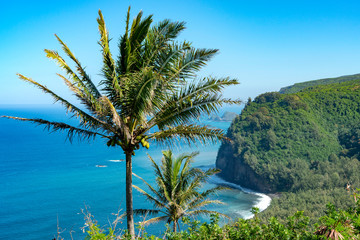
[
  {"x1": 221, "y1": 112, "x2": 238, "y2": 121},
  {"x1": 216, "y1": 141, "x2": 273, "y2": 193},
  {"x1": 209, "y1": 111, "x2": 238, "y2": 122}
]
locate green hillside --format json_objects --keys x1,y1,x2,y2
[
  {"x1": 216, "y1": 79, "x2": 360, "y2": 221},
  {"x1": 279, "y1": 73, "x2": 360, "y2": 94}
]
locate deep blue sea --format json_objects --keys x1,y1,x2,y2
[{"x1": 0, "y1": 105, "x2": 270, "y2": 240}]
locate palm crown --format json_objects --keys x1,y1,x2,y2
[
  {"x1": 133, "y1": 150, "x2": 228, "y2": 232},
  {"x1": 2, "y1": 7, "x2": 240, "y2": 236}
]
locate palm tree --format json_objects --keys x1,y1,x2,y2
[
  {"x1": 133, "y1": 150, "x2": 228, "y2": 232},
  {"x1": 1, "y1": 7, "x2": 240, "y2": 237}
]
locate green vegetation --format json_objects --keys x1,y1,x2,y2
[
  {"x1": 54, "y1": 75, "x2": 360, "y2": 238},
  {"x1": 76, "y1": 189, "x2": 360, "y2": 239},
  {"x1": 2, "y1": 8, "x2": 240, "y2": 237},
  {"x1": 133, "y1": 150, "x2": 227, "y2": 232},
  {"x1": 217, "y1": 79, "x2": 360, "y2": 222},
  {"x1": 279, "y1": 73, "x2": 360, "y2": 94}
]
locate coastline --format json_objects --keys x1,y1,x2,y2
[{"x1": 210, "y1": 175, "x2": 272, "y2": 219}]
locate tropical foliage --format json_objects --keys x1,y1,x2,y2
[
  {"x1": 79, "y1": 189, "x2": 360, "y2": 239},
  {"x1": 1, "y1": 7, "x2": 240, "y2": 236},
  {"x1": 132, "y1": 150, "x2": 228, "y2": 232},
  {"x1": 216, "y1": 78, "x2": 360, "y2": 222}
]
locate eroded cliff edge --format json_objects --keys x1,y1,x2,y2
[
  {"x1": 217, "y1": 138, "x2": 273, "y2": 192},
  {"x1": 216, "y1": 79, "x2": 360, "y2": 193}
]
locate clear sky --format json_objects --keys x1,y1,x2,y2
[{"x1": 2, "y1": 0, "x2": 360, "y2": 104}]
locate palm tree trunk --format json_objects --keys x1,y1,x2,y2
[
  {"x1": 173, "y1": 220, "x2": 177, "y2": 232},
  {"x1": 125, "y1": 151, "x2": 135, "y2": 239}
]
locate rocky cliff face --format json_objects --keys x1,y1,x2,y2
[{"x1": 216, "y1": 141, "x2": 273, "y2": 193}]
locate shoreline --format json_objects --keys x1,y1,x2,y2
[{"x1": 210, "y1": 175, "x2": 272, "y2": 219}]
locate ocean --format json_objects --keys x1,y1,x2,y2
[{"x1": 0, "y1": 105, "x2": 270, "y2": 240}]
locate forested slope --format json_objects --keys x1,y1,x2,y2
[
  {"x1": 279, "y1": 73, "x2": 360, "y2": 94},
  {"x1": 216, "y1": 79, "x2": 360, "y2": 220}
]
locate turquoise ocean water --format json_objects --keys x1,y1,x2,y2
[{"x1": 0, "y1": 105, "x2": 270, "y2": 240}]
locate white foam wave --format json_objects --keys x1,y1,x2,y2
[
  {"x1": 108, "y1": 159, "x2": 124, "y2": 162},
  {"x1": 210, "y1": 175, "x2": 272, "y2": 219},
  {"x1": 95, "y1": 165, "x2": 108, "y2": 168}
]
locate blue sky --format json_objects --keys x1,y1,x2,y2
[{"x1": 2, "y1": 0, "x2": 360, "y2": 104}]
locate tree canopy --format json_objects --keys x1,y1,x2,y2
[{"x1": 133, "y1": 150, "x2": 228, "y2": 232}]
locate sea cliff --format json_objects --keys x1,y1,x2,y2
[{"x1": 216, "y1": 78, "x2": 360, "y2": 194}]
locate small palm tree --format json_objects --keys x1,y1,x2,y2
[
  {"x1": 133, "y1": 150, "x2": 228, "y2": 232},
  {"x1": 1, "y1": 8, "x2": 240, "y2": 237}
]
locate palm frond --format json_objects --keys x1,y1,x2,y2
[
  {"x1": 98, "y1": 96, "x2": 122, "y2": 128},
  {"x1": 117, "y1": 6, "x2": 131, "y2": 75},
  {"x1": 44, "y1": 50, "x2": 103, "y2": 115},
  {"x1": 178, "y1": 169, "x2": 222, "y2": 205},
  {"x1": 168, "y1": 47, "x2": 218, "y2": 80},
  {"x1": 133, "y1": 209, "x2": 159, "y2": 216},
  {"x1": 154, "y1": 42, "x2": 188, "y2": 78},
  {"x1": 151, "y1": 77, "x2": 241, "y2": 129},
  {"x1": 55, "y1": 74, "x2": 106, "y2": 121},
  {"x1": 140, "y1": 216, "x2": 168, "y2": 226},
  {"x1": 17, "y1": 74, "x2": 108, "y2": 131},
  {"x1": 148, "y1": 156, "x2": 173, "y2": 204},
  {"x1": 132, "y1": 184, "x2": 165, "y2": 209},
  {"x1": 203, "y1": 167, "x2": 222, "y2": 178},
  {"x1": 132, "y1": 173, "x2": 166, "y2": 206},
  {"x1": 0, "y1": 116, "x2": 105, "y2": 142},
  {"x1": 120, "y1": 68, "x2": 161, "y2": 124},
  {"x1": 129, "y1": 11, "x2": 153, "y2": 52},
  {"x1": 147, "y1": 154, "x2": 165, "y2": 181},
  {"x1": 176, "y1": 152, "x2": 198, "y2": 194},
  {"x1": 189, "y1": 199, "x2": 225, "y2": 211},
  {"x1": 44, "y1": 49, "x2": 79, "y2": 83},
  {"x1": 147, "y1": 154, "x2": 168, "y2": 203},
  {"x1": 157, "y1": 176, "x2": 172, "y2": 203},
  {"x1": 161, "y1": 150, "x2": 174, "y2": 192},
  {"x1": 143, "y1": 21, "x2": 186, "y2": 69},
  {"x1": 118, "y1": 9, "x2": 153, "y2": 75},
  {"x1": 151, "y1": 19, "x2": 185, "y2": 41},
  {"x1": 178, "y1": 177, "x2": 203, "y2": 204},
  {"x1": 97, "y1": 10, "x2": 122, "y2": 105},
  {"x1": 187, "y1": 186, "x2": 228, "y2": 210},
  {"x1": 149, "y1": 124, "x2": 225, "y2": 146},
  {"x1": 186, "y1": 210, "x2": 230, "y2": 219},
  {"x1": 54, "y1": 34, "x2": 101, "y2": 98}
]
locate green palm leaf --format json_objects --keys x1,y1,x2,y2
[
  {"x1": 140, "y1": 216, "x2": 168, "y2": 226},
  {"x1": 133, "y1": 209, "x2": 160, "y2": 216},
  {"x1": 143, "y1": 20, "x2": 186, "y2": 70},
  {"x1": 132, "y1": 150, "x2": 228, "y2": 232},
  {"x1": 149, "y1": 124, "x2": 225, "y2": 146},
  {"x1": 44, "y1": 50, "x2": 102, "y2": 115},
  {"x1": 16, "y1": 74, "x2": 107, "y2": 131},
  {"x1": 151, "y1": 77, "x2": 241, "y2": 129},
  {"x1": 97, "y1": 10, "x2": 125, "y2": 109},
  {"x1": 54, "y1": 34, "x2": 101, "y2": 98},
  {"x1": 186, "y1": 209, "x2": 230, "y2": 219},
  {"x1": 0, "y1": 116, "x2": 104, "y2": 142}
]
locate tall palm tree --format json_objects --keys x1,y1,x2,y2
[
  {"x1": 1, "y1": 8, "x2": 240, "y2": 237},
  {"x1": 133, "y1": 150, "x2": 228, "y2": 232}
]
